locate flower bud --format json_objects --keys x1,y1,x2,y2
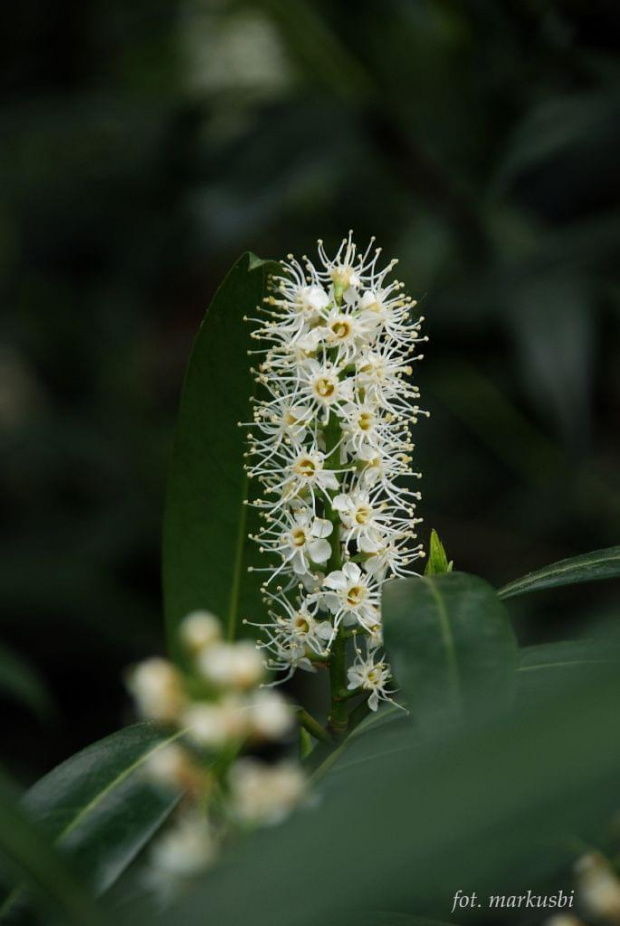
[
  {"x1": 126, "y1": 657, "x2": 185, "y2": 722},
  {"x1": 228, "y1": 759, "x2": 305, "y2": 826},
  {"x1": 150, "y1": 816, "x2": 216, "y2": 878},
  {"x1": 145, "y1": 743, "x2": 204, "y2": 794},
  {"x1": 180, "y1": 611, "x2": 222, "y2": 654},
  {"x1": 248, "y1": 690, "x2": 294, "y2": 740},
  {"x1": 198, "y1": 641, "x2": 265, "y2": 690},
  {"x1": 183, "y1": 693, "x2": 250, "y2": 749},
  {"x1": 576, "y1": 853, "x2": 620, "y2": 922}
]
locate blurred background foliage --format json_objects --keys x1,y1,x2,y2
[{"x1": 1, "y1": 0, "x2": 619, "y2": 782}]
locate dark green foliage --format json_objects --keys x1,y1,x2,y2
[
  {"x1": 1, "y1": 2, "x2": 620, "y2": 923},
  {"x1": 151, "y1": 667, "x2": 620, "y2": 926},
  {"x1": 383, "y1": 572, "x2": 517, "y2": 726},
  {"x1": 1, "y1": 0, "x2": 619, "y2": 777},
  {"x1": 1, "y1": 725, "x2": 180, "y2": 921},
  {"x1": 500, "y1": 546, "x2": 620, "y2": 599},
  {"x1": 0, "y1": 771, "x2": 106, "y2": 926},
  {"x1": 162, "y1": 253, "x2": 279, "y2": 658}
]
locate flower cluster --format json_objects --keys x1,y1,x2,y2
[
  {"x1": 126, "y1": 611, "x2": 305, "y2": 900},
  {"x1": 244, "y1": 232, "x2": 427, "y2": 711}
]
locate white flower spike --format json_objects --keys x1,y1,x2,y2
[{"x1": 245, "y1": 233, "x2": 428, "y2": 715}]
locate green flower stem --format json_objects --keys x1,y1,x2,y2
[
  {"x1": 323, "y1": 285, "x2": 349, "y2": 736},
  {"x1": 324, "y1": 413, "x2": 349, "y2": 737},
  {"x1": 297, "y1": 707, "x2": 331, "y2": 744},
  {"x1": 328, "y1": 632, "x2": 349, "y2": 736}
]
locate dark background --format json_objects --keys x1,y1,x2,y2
[{"x1": 1, "y1": 0, "x2": 619, "y2": 782}]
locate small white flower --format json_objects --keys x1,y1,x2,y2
[
  {"x1": 252, "y1": 399, "x2": 313, "y2": 447},
  {"x1": 255, "y1": 596, "x2": 332, "y2": 659},
  {"x1": 279, "y1": 448, "x2": 340, "y2": 499},
  {"x1": 265, "y1": 638, "x2": 318, "y2": 679},
  {"x1": 332, "y1": 489, "x2": 382, "y2": 546},
  {"x1": 282, "y1": 511, "x2": 333, "y2": 575},
  {"x1": 299, "y1": 358, "x2": 353, "y2": 421},
  {"x1": 322, "y1": 562, "x2": 380, "y2": 631},
  {"x1": 323, "y1": 307, "x2": 370, "y2": 360},
  {"x1": 347, "y1": 651, "x2": 395, "y2": 711}
]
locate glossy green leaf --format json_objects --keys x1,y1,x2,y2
[
  {"x1": 0, "y1": 724, "x2": 181, "y2": 920},
  {"x1": 0, "y1": 770, "x2": 105, "y2": 926},
  {"x1": 0, "y1": 642, "x2": 56, "y2": 722},
  {"x1": 517, "y1": 638, "x2": 620, "y2": 701},
  {"x1": 162, "y1": 251, "x2": 279, "y2": 659},
  {"x1": 499, "y1": 545, "x2": 620, "y2": 599},
  {"x1": 383, "y1": 572, "x2": 517, "y2": 727},
  {"x1": 152, "y1": 668, "x2": 620, "y2": 926},
  {"x1": 309, "y1": 705, "x2": 412, "y2": 784}
]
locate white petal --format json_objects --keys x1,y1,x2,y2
[
  {"x1": 307, "y1": 538, "x2": 332, "y2": 563},
  {"x1": 291, "y1": 551, "x2": 309, "y2": 575},
  {"x1": 342, "y1": 561, "x2": 361, "y2": 582},
  {"x1": 311, "y1": 517, "x2": 333, "y2": 538},
  {"x1": 322, "y1": 592, "x2": 341, "y2": 614},
  {"x1": 331, "y1": 494, "x2": 349, "y2": 512},
  {"x1": 307, "y1": 286, "x2": 330, "y2": 309},
  {"x1": 359, "y1": 533, "x2": 382, "y2": 553},
  {"x1": 362, "y1": 557, "x2": 386, "y2": 579},
  {"x1": 323, "y1": 570, "x2": 347, "y2": 590},
  {"x1": 321, "y1": 472, "x2": 340, "y2": 491}
]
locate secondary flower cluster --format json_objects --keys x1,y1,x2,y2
[
  {"x1": 244, "y1": 232, "x2": 427, "y2": 710},
  {"x1": 126, "y1": 611, "x2": 305, "y2": 899}
]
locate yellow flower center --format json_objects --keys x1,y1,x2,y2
[
  {"x1": 291, "y1": 528, "x2": 307, "y2": 547},
  {"x1": 358, "y1": 411, "x2": 373, "y2": 431},
  {"x1": 331, "y1": 319, "x2": 351, "y2": 340},
  {"x1": 294, "y1": 456, "x2": 316, "y2": 478},
  {"x1": 355, "y1": 505, "x2": 372, "y2": 525},
  {"x1": 347, "y1": 585, "x2": 366, "y2": 607},
  {"x1": 315, "y1": 377, "x2": 336, "y2": 399},
  {"x1": 294, "y1": 615, "x2": 310, "y2": 634}
]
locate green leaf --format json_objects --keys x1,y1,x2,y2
[
  {"x1": 517, "y1": 638, "x2": 620, "y2": 701},
  {"x1": 162, "y1": 251, "x2": 280, "y2": 659},
  {"x1": 0, "y1": 641, "x2": 56, "y2": 722},
  {"x1": 0, "y1": 769, "x2": 106, "y2": 926},
  {"x1": 1, "y1": 724, "x2": 181, "y2": 920},
  {"x1": 423, "y1": 529, "x2": 453, "y2": 576},
  {"x1": 383, "y1": 572, "x2": 517, "y2": 727},
  {"x1": 151, "y1": 667, "x2": 620, "y2": 926},
  {"x1": 499, "y1": 545, "x2": 620, "y2": 599}
]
